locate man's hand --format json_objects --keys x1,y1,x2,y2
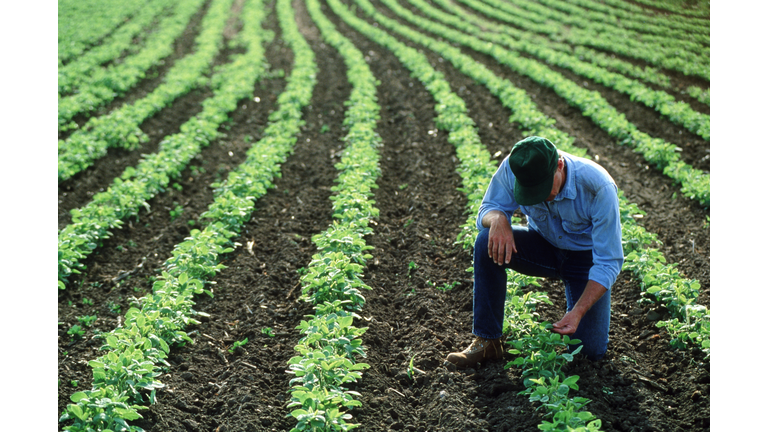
[
  {"x1": 483, "y1": 211, "x2": 516, "y2": 265},
  {"x1": 551, "y1": 280, "x2": 607, "y2": 336},
  {"x1": 552, "y1": 311, "x2": 581, "y2": 336}
]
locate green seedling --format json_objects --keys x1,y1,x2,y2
[
  {"x1": 261, "y1": 327, "x2": 275, "y2": 337},
  {"x1": 169, "y1": 204, "x2": 184, "y2": 221},
  {"x1": 229, "y1": 338, "x2": 249, "y2": 353},
  {"x1": 68, "y1": 325, "x2": 85, "y2": 341},
  {"x1": 407, "y1": 261, "x2": 418, "y2": 277},
  {"x1": 82, "y1": 298, "x2": 94, "y2": 306},
  {"x1": 437, "y1": 281, "x2": 459, "y2": 292},
  {"x1": 77, "y1": 315, "x2": 98, "y2": 327}
]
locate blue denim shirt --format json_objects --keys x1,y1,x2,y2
[{"x1": 477, "y1": 151, "x2": 624, "y2": 291}]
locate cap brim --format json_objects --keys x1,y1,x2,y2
[{"x1": 513, "y1": 177, "x2": 553, "y2": 206}]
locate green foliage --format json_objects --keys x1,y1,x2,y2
[
  {"x1": 77, "y1": 315, "x2": 98, "y2": 328},
  {"x1": 169, "y1": 204, "x2": 184, "y2": 221},
  {"x1": 68, "y1": 325, "x2": 86, "y2": 341},
  {"x1": 229, "y1": 338, "x2": 249, "y2": 353}
]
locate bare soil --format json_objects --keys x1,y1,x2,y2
[{"x1": 58, "y1": 0, "x2": 710, "y2": 430}]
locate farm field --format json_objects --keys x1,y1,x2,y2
[{"x1": 57, "y1": 0, "x2": 711, "y2": 431}]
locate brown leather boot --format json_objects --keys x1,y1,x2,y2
[{"x1": 445, "y1": 336, "x2": 504, "y2": 368}]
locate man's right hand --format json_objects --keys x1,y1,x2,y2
[{"x1": 483, "y1": 211, "x2": 517, "y2": 265}]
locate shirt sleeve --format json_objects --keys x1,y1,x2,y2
[
  {"x1": 588, "y1": 183, "x2": 624, "y2": 291},
  {"x1": 476, "y1": 157, "x2": 520, "y2": 230}
]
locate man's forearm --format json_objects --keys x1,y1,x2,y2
[
  {"x1": 481, "y1": 210, "x2": 507, "y2": 228},
  {"x1": 571, "y1": 280, "x2": 607, "y2": 318}
]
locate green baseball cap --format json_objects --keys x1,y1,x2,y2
[{"x1": 508, "y1": 136, "x2": 558, "y2": 205}]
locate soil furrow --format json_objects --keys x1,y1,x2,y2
[
  {"x1": 360, "y1": 0, "x2": 710, "y2": 303},
  {"x1": 57, "y1": 1, "x2": 711, "y2": 431},
  {"x1": 62, "y1": 1, "x2": 352, "y2": 429},
  {"x1": 59, "y1": 0, "x2": 214, "y2": 141},
  {"x1": 57, "y1": 5, "x2": 290, "y2": 420}
]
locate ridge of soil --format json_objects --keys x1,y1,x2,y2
[{"x1": 58, "y1": 1, "x2": 710, "y2": 431}]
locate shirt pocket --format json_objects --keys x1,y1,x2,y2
[
  {"x1": 562, "y1": 219, "x2": 591, "y2": 235},
  {"x1": 524, "y1": 206, "x2": 548, "y2": 223}
]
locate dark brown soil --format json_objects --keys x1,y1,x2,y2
[{"x1": 58, "y1": 0, "x2": 710, "y2": 431}]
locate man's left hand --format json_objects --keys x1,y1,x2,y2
[{"x1": 552, "y1": 311, "x2": 581, "y2": 336}]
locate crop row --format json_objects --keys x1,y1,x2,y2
[
  {"x1": 57, "y1": 0, "x2": 232, "y2": 181},
  {"x1": 58, "y1": 0, "x2": 708, "y2": 429},
  {"x1": 334, "y1": 0, "x2": 710, "y2": 412},
  {"x1": 57, "y1": 0, "x2": 207, "y2": 131},
  {"x1": 327, "y1": 0, "x2": 606, "y2": 428},
  {"x1": 354, "y1": 0, "x2": 711, "y2": 355},
  {"x1": 355, "y1": 0, "x2": 709, "y2": 206},
  {"x1": 461, "y1": 0, "x2": 709, "y2": 80},
  {"x1": 58, "y1": 0, "x2": 176, "y2": 96},
  {"x1": 528, "y1": 0, "x2": 708, "y2": 43},
  {"x1": 509, "y1": 0, "x2": 708, "y2": 50},
  {"x1": 405, "y1": 0, "x2": 710, "y2": 141},
  {"x1": 630, "y1": 0, "x2": 710, "y2": 19},
  {"x1": 58, "y1": 0, "x2": 246, "y2": 288},
  {"x1": 58, "y1": 0, "x2": 147, "y2": 65},
  {"x1": 570, "y1": 0, "x2": 710, "y2": 31},
  {"x1": 59, "y1": 0, "x2": 309, "y2": 428},
  {"x1": 286, "y1": 0, "x2": 383, "y2": 428}
]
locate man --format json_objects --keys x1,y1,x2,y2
[{"x1": 446, "y1": 136, "x2": 623, "y2": 367}]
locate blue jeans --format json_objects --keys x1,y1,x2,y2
[{"x1": 473, "y1": 227, "x2": 610, "y2": 360}]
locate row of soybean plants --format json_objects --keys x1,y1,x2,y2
[
  {"x1": 410, "y1": 0, "x2": 710, "y2": 141},
  {"x1": 58, "y1": 0, "x2": 147, "y2": 65},
  {"x1": 57, "y1": 0, "x2": 222, "y2": 180},
  {"x1": 58, "y1": 0, "x2": 208, "y2": 131},
  {"x1": 58, "y1": 0, "x2": 318, "y2": 429},
  {"x1": 448, "y1": 0, "x2": 709, "y2": 106},
  {"x1": 366, "y1": 0, "x2": 710, "y2": 356},
  {"x1": 283, "y1": 0, "x2": 383, "y2": 428},
  {"x1": 570, "y1": 0, "x2": 709, "y2": 33},
  {"x1": 57, "y1": 0, "x2": 231, "y2": 181},
  {"x1": 366, "y1": 0, "x2": 710, "y2": 207},
  {"x1": 326, "y1": 0, "x2": 604, "y2": 429},
  {"x1": 331, "y1": 0, "x2": 707, "y2": 428},
  {"x1": 354, "y1": 0, "x2": 711, "y2": 357},
  {"x1": 57, "y1": 0, "x2": 245, "y2": 288},
  {"x1": 463, "y1": 0, "x2": 709, "y2": 80},
  {"x1": 530, "y1": 0, "x2": 708, "y2": 45},
  {"x1": 58, "y1": 0, "x2": 177, "y2": 96},
  {"x1": 508, "y1": 0, "x2": 708, "y2": 53}
]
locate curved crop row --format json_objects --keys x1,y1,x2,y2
[
  {"x1": 57, "y1": 0, "x2": 209, "y2": 131},
  {"x1": 58, "y1": 0, "x2": 235, "y2": 181},
  {"x1": 405, "y1": 0, "x2": 710, "y2": 141},
  {"x1": 355, "y1": 0, "x2": 711, "y2": 355},
  {"x1": 470, "y1": 0, "x2": 711, "y2": 68},
  {"x1": 58, "y1": 0, "x2": 262, "y2": 289},
  {"x1": 431, "y1": 0, "x2": 679, "y2": 93},
  {"x1": 358, "y1": 0, "x2": 710, "y2": 206},
  {"x1": 510, "y1": 0, "x2": 709, "y2": 48},
  {"x1": 568, "y1": 0, "x2": 709, "y2": 34},
  {"x1": 326, "y1": 0, "x2": 605, "y2": 428},
  {"x1": 630, "y1": 0, "x2": 710, "y2": 18},
  {"x1": 286, "y1": 1, "x2": 382, "y2": 429},
  {"x1": 59, "y1": 0, "x2": 274, "y2": 429},
  {"x1": 58, "y1": 0, "x2": 147, "y2": 65},
  {"x1": 460, "y1": 0, "x2": 709, "y2": 80},
  {"x1": 58, "y1": 0, "x2": 176, "y2": 96}
]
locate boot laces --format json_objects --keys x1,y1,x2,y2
[{"x1": 463, "y1": 337, "x2": 499, "y2": 356}]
